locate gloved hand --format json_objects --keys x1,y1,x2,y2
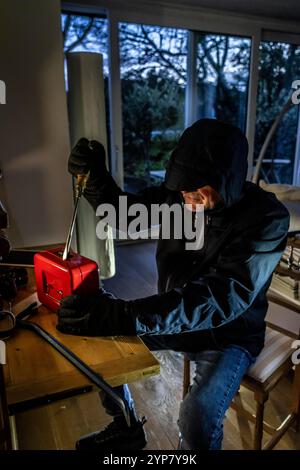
[
  {"x1": 56, "y1": 290, "x2": 137, "y2": 337},
  {"x1": 68, "y1": 138, "x2": 108, "y2": 181}
]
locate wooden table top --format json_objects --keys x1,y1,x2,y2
[{"x1": 3, "y1": 270, "x2": 160, "y2": 407}]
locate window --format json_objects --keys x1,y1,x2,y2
[
  {"x1": 61, "y1": 9, "x2": 300, "y2": 189},
  {"x1": 61, "y1": 12, "x2": 110, "y2": 155},
  {"x1": 119, "y1": 23, "x2": 188, "y2": 191},
  {"x1": 61, "y1": 12, "x2": 109, "y2": 104},
  {"x1": 195, "y1": 32, "x2": 251, "y2": 132},
  {"x1": 62, "y1": 12, "x2": 108, "y2": 66},
  {"x1": 254, "y1": 41, "x2": 300, "y2": 184}
]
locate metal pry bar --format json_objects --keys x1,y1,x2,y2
[
  {"x1": 15, "y1": 303, "x2": 131, "y2": 427},
  {"x1": 62, "y1": 172, "x2": 89, "y2": 261}
]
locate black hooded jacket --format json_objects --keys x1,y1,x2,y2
[{"x1": 84, "y1": 119, "x2": 290, "y2": 357}]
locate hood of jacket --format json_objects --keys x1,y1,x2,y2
[{"x1": 164, "y1": 119, "x2": 249, "y2": 208}]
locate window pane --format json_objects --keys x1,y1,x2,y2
[
  {"x1": 61, "y1": 13, "x2": 110, "y2": 151},
  {"x1": 119, "y1": 23, "x2": 188, "y2": 191},
  {"x1": 196, "y1": 33, "x2": 251, "y2": 132},
  {"x1": 254, "y1": 41, "x2": 300, "y2": 184},
  {"x1": 62, "y1": 13, "x2": 108, "y2": 65}
]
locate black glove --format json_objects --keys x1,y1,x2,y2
[
  {"x1": 68, "y1": 138, "x2": 108, "y2": 181},
  {"x1": 56, "y1": 290, "x2": 137, "y2": 337}
]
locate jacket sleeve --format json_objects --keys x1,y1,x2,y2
[
  {"x1": 83, "y1": 171, "x2": 168, "y2": 217},
  {"x1": 128, "y1": 210, "x2": 290, "y2": 335}
]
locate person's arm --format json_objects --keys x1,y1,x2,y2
[
  {"x1": 131, "y1": 212, "x2": 289, "y2": 335},
  {"x1": 57, "y1": 208, "x2": 290, "y2": 336},
  {"x1": 69, "y1": 138, "x2": 168, "y2": 217}
]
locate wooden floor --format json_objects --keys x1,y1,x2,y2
[{"x1": 16, "y1": 241, "x2": 300, "y2": 450}]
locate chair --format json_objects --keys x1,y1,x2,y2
[{"x1": 182, "y1": 299, "x2": 300, "y2": 450}]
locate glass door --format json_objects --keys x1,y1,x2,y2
[
  {"x1": 254, "y1": 40, "x2": 300, "y2": 184},
  {"x1": 119, "y1": 22, "x2": 188, "y2": 192},
  {"x1": 195, "y1": 32, "x2": 251, "y2": 132}
]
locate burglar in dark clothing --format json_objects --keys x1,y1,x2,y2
[{"x1": 57, "y1": 119, "x2": 290, "y2": 450}]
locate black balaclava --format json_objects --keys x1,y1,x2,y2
[{"x1": 164, "y1": 119, "x2": 249, "y2": 209}]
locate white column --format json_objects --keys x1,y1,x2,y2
[{"x1": 67, "y1": 52, "x2": 115, "y2": 279}]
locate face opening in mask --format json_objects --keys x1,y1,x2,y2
[{"x1": 180, "y1": 186, "x2": 223, "y2": 211}]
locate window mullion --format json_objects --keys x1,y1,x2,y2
[
  {"x1": 293, "y1": 107, "x2": 300, "y2": 185},
  {"x1": 108, "y1": 12, "x2": 124, "y2": 189},
  {"x1": 185, "y1": 30, "x2": 198, "y2": 127},
  {"x1": 246, "y1": 28, "x2": 261, "y2": 181}
]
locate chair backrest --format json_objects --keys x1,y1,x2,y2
[{"x1": 266, "y1": 298, "x2": 300, "y2": 339}]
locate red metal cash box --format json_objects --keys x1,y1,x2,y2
[{"x1": 34, "y1": 247, "x2": 100, "y2": 312}]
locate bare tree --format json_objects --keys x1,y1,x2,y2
[
  {"x1": 62, "y1": 14, "x2": 248, "y2": 89},
  {"x1": 62, "y1": 14, "x2": 107, "y2": 53}
]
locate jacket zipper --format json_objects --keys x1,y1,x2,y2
[{"x1": 205, "y1": 214, "x2": 212, "y2": 226}]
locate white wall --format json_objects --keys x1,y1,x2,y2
[{"x1": 0, "y1": 0, "x2": 73, "y2": 248}]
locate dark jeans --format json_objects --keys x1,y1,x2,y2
[{"x1": 99, "y1": 334, "x2": 255, "y2": 450}]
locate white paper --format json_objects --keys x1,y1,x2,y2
[{"x1": 0, "y1": 340, "x2": 6, "y2": 365}]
